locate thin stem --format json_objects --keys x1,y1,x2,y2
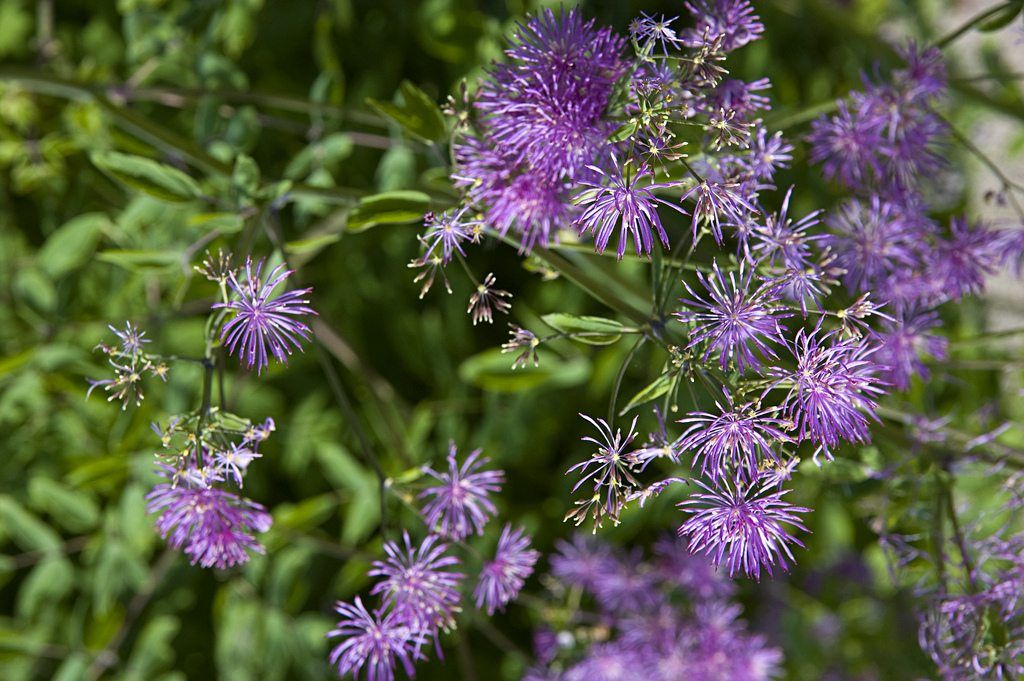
[
  {"x1": 933, "y1": 1, "x2": 1019, "y2": 49},
  {"x1": 609, "y1": 336, "x2": 647, "y2": 421}
]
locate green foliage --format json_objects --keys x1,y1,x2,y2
[{"x1": 0, "y1": 1, "x2": 1021, "y2": 680}]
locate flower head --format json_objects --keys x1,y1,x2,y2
[
  {"x1": 474, "y1": 524, "x2": 540, "y2": 615},
  {"x1": 467, "y1": 273, "x2": 512, "y2": 325},
  {"x1": 214, "y1": 257, "x2": 316, "y2": 374},
  {"x1": 680, "y1": 179, "x2": 754, "y2": 243},
  {"x1": 775, "y1": 323, "x2": 886, "y2": 456},
  {"x1": 327, "y1": 597, "x2": 426, "y2": 681},
  {"x1": 678, "y1": 480, "x2": 809, "y2": 580},
  {"x1": 146, "y1": 482, "x2": 272, "y2": 569},
  {"x1": 573, "y1": 161, "x2": 684, "y2": 259},
  {"x1": 677, "y1": 261, "x2": 788, "y2": 372},
  {"x1": 565, "y1": 415, "x2": 641, "y2": 528},
  {"x1": 501, "y1": 325, "x2": 541, "y2": 369},
  {"x1": 419, "y1": 444, "x2": 505, "y2": 540},
  {"x1": 679, "y1": 401, "x2": 793, "y2": 483},
  {"x1": 368, "y1": 531, "x2": 464, "y2": 632}
]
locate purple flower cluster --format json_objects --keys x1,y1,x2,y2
[
  {"x1": 808, "y1": 45, "x2": 1014, "y2": 388},
  {"x1": 146, "y1": 414, "x2": 275, "y2": 569},
  {"x1": 533, "y1": 533, "x2": 782, "y2": 680},
  {"x1": 328, "y1": 444, "x2": 536, "y2": 680},
  {"x1": 453, "y1": 8, "x2": 626, "y2": 252}
]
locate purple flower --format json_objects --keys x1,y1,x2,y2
[
  {"x1": 774, "y1": 324, "x2": 886, "y2": 455},
  {"x1": 214, "y1": 257, "x2": 316, "y2": 374},
  {"x1": 633, "y1": 407, "x2": 682, "y2": 468},
  {"x1": 750, "y1": 187, "x2": 825, "y2": 269},
  {"x1": 653, "y1": 535, "x2": 735, "y2": 601},
  {"x1": 930, "y1": 217, "x2": 1003, "y2": 300},
  {"x1": 474, "y1": 524, "x2": 539, "y2": 615},
  {"x1": 564, "y1": 642, "x2": 646, "y2": 681},
  {"x1": 368, "y1": 531, "x2": 464, "y2": 632},
  {"x1": 826, "y1": 196, "x2": 923, "y2": 293},
  {"x1": 573, "y1": 161, "x2": 685, "y2": 259},
  {"x1": 467, "y1": 273, "x2": 512, "y2": 325},
  {"x1": 676, "y1": 261, "x2": 788, "y2": 372},
  {"x1": 629, "y1": 12, "x2": 682, "y2": 56},
  {"x1": 682, "y1": 0, "x2": 765, "y2": 53},
  {"x1": 742, "y1": 128, "x2": 793, "y2": 182},
  {"x1": 680, "y1": 179, "x2": 754, "y2": 243},
  {"x1": 896, "y1": 42, "x2": 947, "y2": 102},
  {"x1": 212, "y1": 444, "x2": 260, "y2": 487},
  {"x1": 872, "y1": 309, "x2": 947, "y2": 390},
  {"x1": 455, "y1": 9, "x2": 626, "y2": 251},
  {"x1": 418, "y1": 443, "x2": 505, "y2": 540},
  {"x1": 418, "y1": 207, "x2": 480, "y2": 265},
  {"x1": 678, "y1": 401, "x2": 793, "y2": 483},
  {"x1": 550, "y1": 534, "x2": 616, "y2": 591},
  {"x1": 807, "y1": 100, "x2": 884, "y2": 190},
  {"x1": 566, "y1": 414, "x2": 642, "y2": 527},
  {"x1": 146, "y1": 483, "x2": 272, "y2": 569},
  {"x1": 678, "y1": 480, "x2": 810, "y2": 580},
  {"x1": 327, "y1": 597, "x2": 426, "y2": 681},
  {"x1": 592, "y1": 548, "x2": 663, "y2": 613},
  {"x1": 501, "y1": 324, "x2": 541, "y2": 369}
]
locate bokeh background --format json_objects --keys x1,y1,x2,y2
[{"x1": 1, "y1": 1, "x2": 1023, "y2": 679}]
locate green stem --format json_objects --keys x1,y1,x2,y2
[{"x1": 933, "y1": 1, "x2": 1020, "y2": 49}]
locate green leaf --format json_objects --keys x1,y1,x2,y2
[
  {"x1": 232, "y1": 154, "x2": 261, "y2": 197},
  {"x1": 621, "y1": 372, "x2": 675, "y2": 414},
  {"x1": 97, "y1": 249, "x2": 181, "y2": 272},
  {"x1": 0, "y1": 495, "x2": 61, "y2": 552},
  {"x1": 28, "y1": 478, "x2": 100, "y2": 533},
  {"x1": 272, "y1": 494, "x2": 336, "y2": 532},
  {"x1": 90, "y1": 151, "x2": 202, "y2": 203},
  {"x1": 17, "y1": 556, "x2": 74, "y2": 619},
  {"x1": 979, "y1": 1, "x2": 1023, "y2": 31},
  {"x1": 345, "y1": 190, "x2": 430, "y2": 232},
  {"x1": 283, "y1": 133, "x2": 354, "y2": 180},
  {"x1": 188, "y1": 212, "x2": 245, "y2": 234},
  {"x1": 285, "y1": 232, "x2": 340, "y2": 257},
  {"x1": 541, "y1": 313, "x2": 626, "y2": 345},
  {"x1": 12, "y1": 267, "x2": 57, "y2": 314},
  {"x1": 37, "y1": 213, "x2": 110, "y2": 278},
  {"x1": 366, "y1": 80, "x2": 446, "y2": 142},
  {"x1": 459, "y1": 348, "x2": 590, "y2": 393}
]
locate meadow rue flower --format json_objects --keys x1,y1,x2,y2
[
  {"x1": 368, "y1": 531, "x2": 464, "y2": 632},
  {"x1": 930, "y1": 217, "x2": 1004, "y2": 300},
  {"x1": 418, "y1": 443, "x2": 505, "y2": 540},
  {"x1": 827, "y1": 196, "x2": 923, "y2": 293},
  {"x1": 454, "y1": 8, "x2": 626, "y2": 250},
  {"x1": 550, "y1": 534, "x2": 618, "y2": 591},
  {"x1": 774, "y1": 323, "x2": 886, "y2": 456},
  {"x1": 467, "y1": 272, "x2": 512, "y2": 325},
  {"x1": 572, "y1": 160, "x2": 684, "y2": 259},
  {"x1": 677, "y1": 260, "x2": 788, "y2": 372},
  {"x1": 682, "y1": 0, "x2": 765, "y2": 52},
  {"x1": 807, "y1": 100, "x2": 885, "y2": 190},
  {"x1": 146, "y1": 481, "x2": 272, "y2": 569},
  {"x1": 214, "y1": 257, "x2": 316, "y2": 374},
  {"x1": 678, "y1": 480, "x2": 809, "y2": 580},
  {"x1": 501, "y1": 324, "x2": 541, "y2": 368},
  {"x1": 474, "y1": 524, "x2": 540, "y2": 615},
  {"x1": 678, "y1": 400, "x2": 793, "y2": 483},
  {"x1": 327, "y1": 597, "x2": 426, "y2": 681},
  {"x1": 871, "y1": 309, "x2": 948, "y2": 390},
  {"x1": 630, "y1": 12, "x2": 682, "y2": 56},
  {"x1": 566, "y1": 414, "x2": 642, "y2": 528},
  {"x1": 680, "y1": 179, "x2": 755, "y2": 243}
]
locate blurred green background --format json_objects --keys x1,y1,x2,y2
[{"x1": 1, "y1": 1, "x2": 1023, "y2": 679}]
